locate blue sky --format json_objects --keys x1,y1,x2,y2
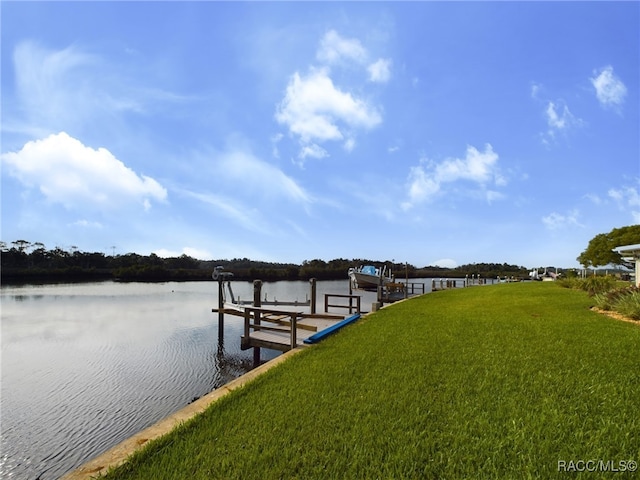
[{"x1": 1, "y1": 2, "x2": 638, "y2": 268}]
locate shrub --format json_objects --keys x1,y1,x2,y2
[
  {"x1": 594, "y1": 286, "x2": 629, "y2": 310},
  {"x1": 577, "y1": 275, "x2": 618, "y2": 296},
  {"x1": 611, "y1": 287, "x2": 640, "y2": 320},
  {"x1": 593, "y1": 285, "x2": 640, "y2": 320},
  {"x1": 558, "y1": 276, "x2": 639, "y2": 321},
  {"x1": 556, "y1": 278, "x2": 580, "y2": 289}
]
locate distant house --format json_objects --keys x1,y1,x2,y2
[{"x1": 613, "y1": 243, "x2": 640, "y2": 287}]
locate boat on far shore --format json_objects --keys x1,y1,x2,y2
[
  {"x1": 529, "y1": 267, "x2": 559, "y2": 281},
  {"x1": 348, "y1": 265, "x2": 393, "y2": 290}
]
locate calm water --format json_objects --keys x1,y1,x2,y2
[{"x1": 0, "y1": 278, "x2": 427, "y2": 479}]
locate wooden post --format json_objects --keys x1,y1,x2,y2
[
  {"x1": 218, "y1": 279, "x2": 224, "y2": 345},
  {"x1": 290, "y1": 312, "x2": 297, "y2": 349},
  {"x1": 310, "y1": 278, "x2": 317, "y2": 314},
  {"x1": 253, "y1": 340, "x2": 260, "y2": 365},
  {"x1": 253, "y1": 280, "x2": 262, "y2": 308},
  {"x1": 244, "y1": 307, "x2": 250, "y2": 341},
  {"x1": 405, "y1": 262, "x2": 408, "y2": 299},
  {"x1": 253, "y1": 280, "x2": 262, "y2": 366}
]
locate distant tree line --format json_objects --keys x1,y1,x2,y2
[{"x1": 1, "y1": 240, "x2": 531, "y2": 284}]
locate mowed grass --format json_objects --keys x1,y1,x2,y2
[{"x1": 103, "y1": 282, "x2": 640, "y2": 479}]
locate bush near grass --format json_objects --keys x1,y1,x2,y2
[
  {"x1": 556, "y1": 277, "x2": 580, "y2": 290},
  {"x1": 557, "y1": 275, "x2": 618, "y2": 295},
  {"x1": 594, "y1": 286, "x2": 640, "y2": 320},
  {"x1": 100, "y1": 282, "x2": 640, "y2": 480},
  {"x1": 615, "y1": 289, "x2": 640, "y2": 320},
  {"x1": 558, "y1": 276, "x2": 640, "y2": 320}
]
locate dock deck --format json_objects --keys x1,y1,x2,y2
[
  {"x1": 213, "y1": 303, "x2": 357, "y2": 352},
  {"x1": 243, "y1": 315, "x2": 344, "y2": 351}
]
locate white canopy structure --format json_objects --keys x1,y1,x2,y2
[{"x1": 613, "y1": 243, "x2": 640, "y2": 287}]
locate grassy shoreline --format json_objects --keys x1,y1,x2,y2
[{"x1": 101, "y1": 283, "x2": 640, "y2": 479}]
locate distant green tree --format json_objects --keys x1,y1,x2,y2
[
  {"x1": 165, "y1": 254, "x2": 199, "y2": 270},
  {"x1": 12, "y1": 239, "x2": 31, "y2": 252},
  {"x1": 577, "y1": 225, "x2": 640, "y2": 267}
]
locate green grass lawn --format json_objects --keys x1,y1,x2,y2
[{"x1": 103, "y1": 282, "x2": 640, "y2": 479}]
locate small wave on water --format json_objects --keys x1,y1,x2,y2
[{"x1": 1, "y1": 281, "x2": 279, "y2": 480}]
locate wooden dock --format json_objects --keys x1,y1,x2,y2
[
  {"x1": 213, "y1": 304, "x2": 352, "y2": 352},
  {"x1": 212, "y1": 276, "x2": 426, "y2": 355}
]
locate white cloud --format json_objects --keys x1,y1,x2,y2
[
  {"x1": 609, "y1": 182, "x2": 640, "y2": 222},
  {"x1": 1, "y1": 132, "x2": 167, "y2": 212},
  {"x1": 546, "y1": 102, "x2": 568, "y2": 129},
  {"x1": 13, "y1": 41, "x2": 102, "y2": 130},
  {"x1": 403, "y1": 165, "x2": 441, "y2": 209},
  {"x1": 609, "y1": 186, "x2": 640, "y2": 206},
  {"x1": 270, "y1": 133, "x2": 284, "y2": 158},
  {"x1": 542, "y1": 209, "x2": 583, "y2": 230},
  {"x1": 154, "y1": 247, "x2": 213, "y2": 260},
  {"x1": 431, "y1": 258, "x2": 458, "y2": 268},
  {"x1": 299, "y1": 143, "x2": 329, "y2": 161},
  {"x1": 583, "y1": 193, "x2": 602, "y2": 205},
  {"x1": 275, "y1": 68, "x2": 382, "y2": 149},
  {"x1": 532, "y1": 83, "x2": 583, "y2": 145},
  {"x1": 403, "y1": 144, "x2": 503, "y2": 208},
  {"x1": 530, "y1": 82, "x2": 543, "y2": 100},
  {"x1": 591, "y1": 65, "x2": 627, "y2": 109},
  {"x1": 542, "y1": 100, "x2": 583, "y2": 144},
  {"x1": 546, "y1": 101, "x2": 581, "y2": 131},
  {"x1": 368, "y1": 58, "x2": 392, "y2": 83},
  {"x1": 276, "y1": 30, "x2": 388, "y2": 163},
  {"x1": 343, "y1": 138, "x2": 356, "y2": 152},
  {"x1": 218, "y1": 149, "x2": 311, "y2": 204},
  {"x1": 181, "y1": 190, "x2": 266, "y2": 233},
  {"x1": 10, "y1": 40, "x2": 192, "y2": 137},
  {"x1": 70, "y1": 219, "x2": 104, "y2": 229},
  {"x1": 435, "y1": 144, "x2": 499, "y2": 183},
  {"x1": 316, "y1": 30, "x2": 367, "y2": 65},
  {"x1": 485, "y1": 190, "x2": 505, "y2": 203}
]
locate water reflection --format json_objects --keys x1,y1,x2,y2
[{"x1": 0, "y1": 281, "x2": 278, "y2": 480}]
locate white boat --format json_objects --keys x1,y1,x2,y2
[
  {"x1": 348, "y1": 265, "x2": 393, "y2": 290},
  {"x1": 529, "y1": 267, "x2": 558, "y2": 281}
]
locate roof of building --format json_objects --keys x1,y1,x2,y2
[{"x1": 613, "y1": 243, "x2": 640, "y2": 257}]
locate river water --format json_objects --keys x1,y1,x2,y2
[{"x1": 1, "y1": 278, "x2": 396, "y2": 480}]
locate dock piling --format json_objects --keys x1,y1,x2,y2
[
  {"x1": 253, "y1": 280, "x2": 262, "y2": 366},
  {"x1": 310, "y1": 278, "x2": 317, "y2": 314},
  {"x1": 290, "y1": 312, "x2": 297, "y2": 348},
  {"x1": 217, "y1": 279, "x2": 224, "y2": 345}
]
